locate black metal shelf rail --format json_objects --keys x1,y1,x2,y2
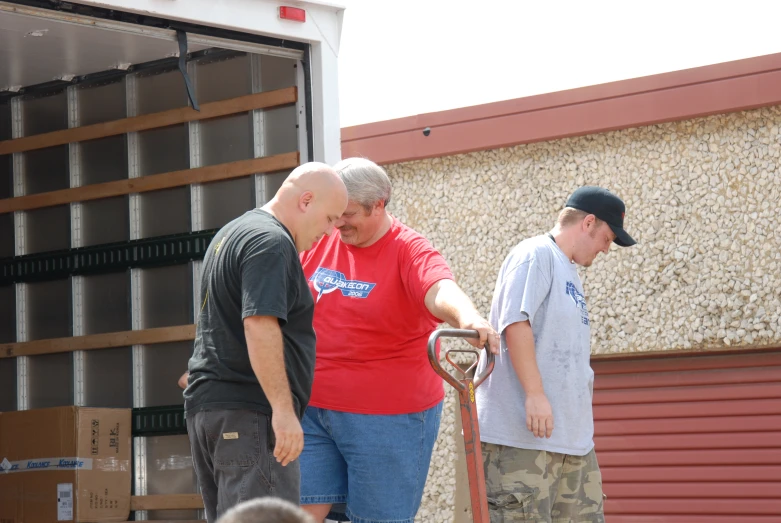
[
  {"x1": 132, "y1": 405, "x2": 188, "y2": 437},
  {"x1": 0, "y1": 228, "x2": 218, "y2": 286}
]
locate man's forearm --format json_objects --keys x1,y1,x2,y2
[
  {"x1": 425, "y1": 279, "x2": 481, "y2": 327},
  {"x1": 244, "y1": 316, "x2": 295, "y2": 413},
  {"x1": 425, "y1": 279, "x2": 500, "y2": 353},
  {"x1": 505, "y1": 320, "x2": 545, "y2": 395}
]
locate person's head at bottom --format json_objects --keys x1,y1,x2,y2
[{"x1": 216, "y1": 497, "x2": 315, "y2": 523}]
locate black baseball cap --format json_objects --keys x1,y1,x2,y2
[{"x1": 565, "y1": 186, "x2": 636, "y2": 247}]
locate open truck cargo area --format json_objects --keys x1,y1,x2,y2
[{"x1": 0, "y1": 1, "x2": 344, "y2": 520}]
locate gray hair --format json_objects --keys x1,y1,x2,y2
[
  {"x1": 333, "y1": 157, "x2": 392, "y2": 211},
  {"x1": 216, "y1": 497, "x2": 314, "y2": 523}
]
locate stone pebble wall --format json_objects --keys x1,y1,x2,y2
[{"x1": 383, "y1": 106, "x2": 781, "y2": 521}]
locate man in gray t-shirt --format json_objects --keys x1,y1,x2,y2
[{"x1": 476, "y1": 186, "x2": 636, "y2": 522}]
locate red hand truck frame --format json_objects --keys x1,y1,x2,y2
[{"x1": 427, "y1": 328, "x2": 495, "y2": 523}]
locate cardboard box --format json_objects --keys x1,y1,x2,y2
[{"x1": 0, "y1": 406, "x2": 131, "y2": 523}]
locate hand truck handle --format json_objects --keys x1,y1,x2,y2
[{"x1": 427, "y1": 328, "x2": 495, "y2": 392}]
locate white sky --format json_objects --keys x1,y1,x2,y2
[{"x1": 337, "y1": 0, "x2": 781, "y2": 127}]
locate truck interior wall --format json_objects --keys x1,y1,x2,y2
[
  {"x1": 0, "y1": 355, "x2": 15, "y2": 411},
  {"x1": 260, "y1": 55, "x2": 299, "y2": 157},
  {"x1": 81, "y1": 195, "x2": 130, "y2": 246},
  {"x1": 26, "y1": 278, "x2": 73, "y2": 410},
  {"x1": 0, "y1": 153, "x2": 10, "y2": 258},
  {"x1": 24, "y1": 145, "x2": 69, "y2": 194},
  {"x1": 0, "y1": 101, "x2": 9, "y2": 257},
  {"x1": 83, "y1": 272, "x2": 131, "y2": 334},
  {"x1": 140, "y1": 264, "x2": 193, "y2": 329},
  {"x1": 28, "y1": 352, "x2": 73, "y2": 408},
  {"x1": 83, "y1": 346, "x2": 133, "y2": 408},
  {"x1": 0, "y1": 101, "x2": 9, "y2": 140},
  {"x1": 0, "y1": 13, "x2": 306, "y2": 516},
  {"x1": 136, "y1": 68, "x2": 192, "y2": 241},
  {"x1": 142, "y1": 341, "x2": 194, "y2": 408},
  {"x1": 0, "y1": 284, "x2": 13, "y2": 343},
  {"x1": 77, "y1": 78, "x2": 127, "y2": 125},
  {"x1": 22, "y1": 89, "x2": 68, "y2": 135},
  {"x1": 145, "y1": 433, "x2": 200, "y2": 521},
  {"x1": 26, "y1": 278, "x2": 71, "y2": 340},
  {"x1": 25, "y1": 205, "x2": 70, "y2": 253},
  {"x1": 78, "y1": 136, "x2": 127, "y2": 185}
]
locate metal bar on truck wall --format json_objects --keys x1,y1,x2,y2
[
  {"x1": 188, "y1": 60, "x2": 203, "y2": 233},
  {"x1": 127, "y1": 73, "x2": 141, "y2": 242},
  {"x1": 251, "y1": 53, "x2": 267, "y2": 207},
  {"x1": 132, "y1": 259, "x2": 148, "y2": 517},
  {"x1": 296, "y1": 59, "x2": 311, "y2": 164},
  {"x1": 0, "y1": 228, "x2": 219, "y2": 286},
  {"x1": 11, "y1": 96, "x2": 28, "y2": 410},
  {"x1": 68, "y1": 84, "x2": 86, "y2": 406}
]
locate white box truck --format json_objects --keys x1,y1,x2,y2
[{"x1": 0, "y1": 1, "x2": 345, "y2": 520}]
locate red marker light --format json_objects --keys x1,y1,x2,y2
[{"x1": 279, "y1": 6, "x2": 306, "y2": 22}]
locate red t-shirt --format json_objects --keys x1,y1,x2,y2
[{"x1": 299, "y1": 217, "x2": 454, "y2": 414}]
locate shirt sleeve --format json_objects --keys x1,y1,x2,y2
[
  {"x1": 400, "y1": 235, "x2": 454, "y2": 323},
  {"x1": 495, "y1": 251, "x2": 553, "y2": 334},
  {"x1": 239, "y1": 238, "x2": 291, "y2": 324}
]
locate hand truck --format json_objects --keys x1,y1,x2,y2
[{"x1": 427, "y1": 329, "x2": 495, "y2": 523}]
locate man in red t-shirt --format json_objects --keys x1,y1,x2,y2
[{"x1": 299, "y1": 158, "x2": 500, "y2": 523}]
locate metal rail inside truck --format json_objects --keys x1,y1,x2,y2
[{"x1": 0, "y1": 1, "x2": 345, "y2": 520}]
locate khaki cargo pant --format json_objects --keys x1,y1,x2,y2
[{"x1": 481, "y1": 442, "x2": 605, "y2": 523}]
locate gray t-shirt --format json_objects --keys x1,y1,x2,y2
[{"x1": 475, "y1": 234, "x2": 595, "y2": 456}]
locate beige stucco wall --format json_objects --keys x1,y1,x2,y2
[{"x1": 383, "y1": 106, "x2": 781, "y2": 521}]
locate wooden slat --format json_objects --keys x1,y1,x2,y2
[
  {"x1": 130, "y1": 494, "x2": 204, "y2": 511},
  {"x1": 595, "y1": 431, "x2": 781, "y2": 452},
  {"x1": 0, "y1": 86, "x2": 296, "y2": 155},
  {"x1": 607, "y1": 498, "x2": 781, "y2": 516},
  {"x1": 595, "y1": 365, "x2": 781, "y2": 390},
  {"x1": 601, "y1": 465, "x2": 781, "y2": 483},
  {"x1": 0, "y1": 325, "x2": 195, "y2": 358},
  {"x1": 605, "y1": 482, "x2": 781, "y2": 499},
  {"x1": 594, "y1": 381, "x2": 781, "y2": 404},
  {"x1": 0, "y1": 152, "x2": 299, "y2": 214},
  {"x1": 598, "y1": 449, "x2": 781, "y2": 467},
  {"x1": 595, "y1": 415, "x2": 781, "y2": 436},
  {"x1": 593, "y1": 398, "x2": 781, "y2": 420}
]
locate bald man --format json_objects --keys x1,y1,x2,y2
[{"x1": 184, "y1": 162, "x2": 347, "y2": 522}]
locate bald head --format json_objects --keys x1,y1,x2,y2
[
  {"x1": 263, "y1": 162, "x2": 348, "y2": 252},
  {"x1": 278, "y1": 162, "x2": 346, "y2": 202}
]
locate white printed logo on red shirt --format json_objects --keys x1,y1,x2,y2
[{"x1": 309, "y1": 267, "x2": 376, "y2": 302}]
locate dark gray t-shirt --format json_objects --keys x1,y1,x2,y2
[{"x1": 184, "y1": 209, "x2": 315, "y2": 419}]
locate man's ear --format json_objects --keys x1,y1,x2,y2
[
  {"x1": 371, "y1": 200, "x2": 386, "y2": 215},
  {"x1": 299, "y1": 191, "x2": 314, "y2": 211},
  {"x1": 582, "y1": 214, "x2": 596, "y2": 231}
]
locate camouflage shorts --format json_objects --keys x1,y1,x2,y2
[{"x1": 481, "y1": 443, "x2": 605, "y2": 523}]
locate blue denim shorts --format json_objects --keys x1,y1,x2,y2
[{"x1": 300, "y1": 402, "x2": 443, "y2": 523}]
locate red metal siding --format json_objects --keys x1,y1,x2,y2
[{"x1": 592, "y1": 350, "x2": 781, "y2": 522}]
